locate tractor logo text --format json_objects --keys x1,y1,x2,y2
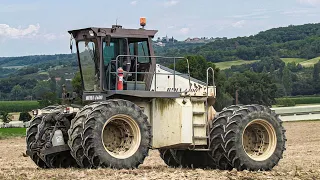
[
  {"x1": 85, "y1": 95, "x2": 104, "y2": 101},
  {"x1": 166, "y1": 87, "x2": 200, "y2": 93}
]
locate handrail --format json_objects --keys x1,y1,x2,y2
[
  {"x1": 206, "y1": 67, "x2": 215, "y2": 96},
  {"x1": 205, "y1": 67, "x2": 215, "y2": 146},
  {"x1": 108, "y1": 55, "x2": 191, "y2": 91}
]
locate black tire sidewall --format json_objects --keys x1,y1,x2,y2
[
  {"x1": 90, "y1": 102, "x2": 150, "y2": 167},
  {"x1": 235, "y1": 111, "x2": 284, "y2": 170}
]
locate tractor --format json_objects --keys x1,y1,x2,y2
[{"x1": 26, "y1": 19, "x2": 286, "y2": 170}]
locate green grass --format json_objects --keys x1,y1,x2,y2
[
  {"x1": 214, "y1": 57, "x2": 320, "y2": 70},
  {"x1": 295, "y1": 103, "x2": 320, "y2": 106},
  {"x1": 2, "y1": 66, "x2": 26, "y2": 69},
  {"x1": 275, "y1": 96, "x2": 320, "y2": 106},
  {"x1": 38, "y1": 71, "x2": 49, "y2": 75},
  {"x1": 215, "y1": 60, "x2": 258, "y2": 70},
  {"x1": 281, "y1": 58, "x2": 307, "y2": 64},
  {"x1": 300, "y1": 57, "x2": 320, "y2": 67},
  {"x1": 281, "y1": 57, "x2": 320, "y2": 67},
  {"x1": 0, "y1": 101, "x2": 40, "y2": 112},
  {"x1": 0, "y1": 128, "x2": 26, "y2": 139}
]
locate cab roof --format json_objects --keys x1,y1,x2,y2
[{"x1": 68, "y1": 25, "x2": 158, "y2": 40}]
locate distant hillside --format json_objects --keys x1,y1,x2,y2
[
  {"x1": 0, "y1": 54, "x2": 76, "y2": 67},
  {"x1": 215, "y1": 57, "x2": 320, "y2": 70},
  {"x1": 0, "y1": 54, "x2": 78, "y2": 78},
  {"x1": 158, "y1": 23, "x2": 320, "y2": 63},
  {"x1": 1, "y1": 23, "x2": 320, "y2": 77}
]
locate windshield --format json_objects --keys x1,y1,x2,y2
[
  {"x1": 129, "y1": 40, "x2": 150, "y2": 63},
  {"x1": 78, "y1": 40, "x2": 99, "y2": 91}
]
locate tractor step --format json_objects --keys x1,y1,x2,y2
[
  {"x1": 193, "y1": 124, "x2": 206, "y2": 127},
  {"x1": 191, "y1": 97, "x2": 207, "y2": 146},
  {"x1": 194, "y1": 136, "x2": 208, "y2": 139},
  {"x1": 190, "y1": 97, "x2": 207, "y2": 102},
  {"x1": 193, "y1": 111, "x2": 205, "y2": 115}
]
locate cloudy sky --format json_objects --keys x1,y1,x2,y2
[{"x1": 1, "y1": 0, "x2": 320, "y2": 56}]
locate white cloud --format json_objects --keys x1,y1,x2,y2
[
  {"x1": 179, "y1": 27, "x2": 190, "y2": 35},
  {"x1": 298, "y1": 0, "x2": 320, "y2": 6},
  {"x1": 164, "y1": 0, "x2": 179, "y2": 7},
  {"x1": 0, "y1": 24, "x2": 40, "y2": 38},
  {"x1": 130, "y1": 1, "x2": 137, "y2": 6},
  {"x1": 232, "y1": 20, "x2": 246, "y2": 28},
  {"x1": 0, "y1": 24, "x2": 67, "y2": 42}
]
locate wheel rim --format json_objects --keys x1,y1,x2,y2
[
  {"x1": 102, "y1": 114, "x2": 141, "y2": 159},
  {"x1": 242, "y1": 119, "x2": 277, "y2": 161}
]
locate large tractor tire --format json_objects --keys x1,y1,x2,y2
[
  {"x1": 159, "y1": 149, "x2": 180, "y2": 167},
  {"x1": 82, "y1": 100, "x2": 151, "y2": 169},
  {"x1": 35, "y1": 112, "x2": 78, "y2": 168},
  {"x1": 68, "y1": 103, "x2": 100, "y2": 168},
  {"x1": 26, "y1": 115, "x2": 48, "y2": 168},
  {"x1": 44, "y1": 151, "x2": 78, "y2": 168},
  {"x1": 209, "y1": 105, "x2": 286, "y2": 171},
  {"x1": 159, "y1": 149, "x2": 215, "y2": 169}
]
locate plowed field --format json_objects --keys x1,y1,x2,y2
[{"x1": 0, "y1": 121, "x2": 319, "y2": 180}]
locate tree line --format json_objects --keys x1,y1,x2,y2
[
  {"x1": 155, "y1": 23, "x2": 320, "y2": 62},
  {"x1": 172, "y1": 55, "x2": 320, "y2": 110}
]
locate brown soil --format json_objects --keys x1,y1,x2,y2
[{"x1": 0, "y1": 121, "x2": 320, "y2": 180}]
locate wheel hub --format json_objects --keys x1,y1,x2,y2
[
  {"x1": 102, "y1": 115, "x2": 141, "y2": 159},
  {"x1": 242, "y1": 119, "x2": 277, "y2": 161}
]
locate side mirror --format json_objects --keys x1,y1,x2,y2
[
  {"x1": 70, "y1": 37, "x2": 76, "y2": 53},
  {"x1": 70, "y1": 41, "x2": 73, "y2": 53}
]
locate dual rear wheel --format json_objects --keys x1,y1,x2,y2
[{"x1": 160, "y1": 104, "x2": 286, "y2": 171}]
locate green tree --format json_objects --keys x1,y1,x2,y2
[
  {"x1": 19, "y1": 112, "x2": 32, "y2": 122},
  {"x1": 57, "y1": 76, "x2": 66, "y2": 98},
  {"x1": 214, "y1": 71, "x2": 234, "y2": 111},
  {"x1": 282, "y1": 66, "x2": 292, "y2": 96},
  {"x1": 262, "y1": 66, "x2": 267, "y2": 73},
  {"x1": 175, "y1": 55, "x2": 208, "y2": 81},
  {"x1": 49, "y1": 76, "x2": 57, "y2": 95},
  {"x1": 38, "y1": 92, "x2": 58, "y2": 107},
  {"x1": 226, "y1": 71, "x2": 277, "y2": 106},
  {"x1": 270, "y1": 64, "x2": 275, "y2": 73},
  {"x1": 313, "y1": 61, "x2": 320, "y2": 93},
  {"x1": 32, "y1": 81, "x2": 52, "y2": 99},
  {"x1": 275, "y1": 83, "x2": 286, "y2": 98},
  {"x1": 0, "y1": 111, "x2": 12, "y2": 123},
  {"x1": 72, "y1": 72, "x2": 82, "y2": 95},
  {"x1": 10, "y1": 85, "x2": 23, "y2": 100}
]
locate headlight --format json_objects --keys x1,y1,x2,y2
[{"x1": 33, "y1": 110, "x2": 38, "y2": 115}]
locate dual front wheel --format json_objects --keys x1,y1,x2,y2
[{"x1": 68, "y1": 100, "x2": 151, "y2": 169}]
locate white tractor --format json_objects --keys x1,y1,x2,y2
[{"x1": 26, "y1": 19, "x2": 286, "y2": 170}]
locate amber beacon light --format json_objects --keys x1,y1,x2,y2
[{"x1": 140, "y1": 17, "x2": 146, "y2": 28}]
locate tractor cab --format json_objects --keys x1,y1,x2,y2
[
  {"x1": 69, "y1": 25, "x2": 157, "y2": 89},
  {"x1": 69, "y1": 20, "x2": 216, "y2": 101}
]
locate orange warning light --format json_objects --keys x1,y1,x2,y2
[{"x1": 140, "y1": 17, "x2": 146, "y2": 27}]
